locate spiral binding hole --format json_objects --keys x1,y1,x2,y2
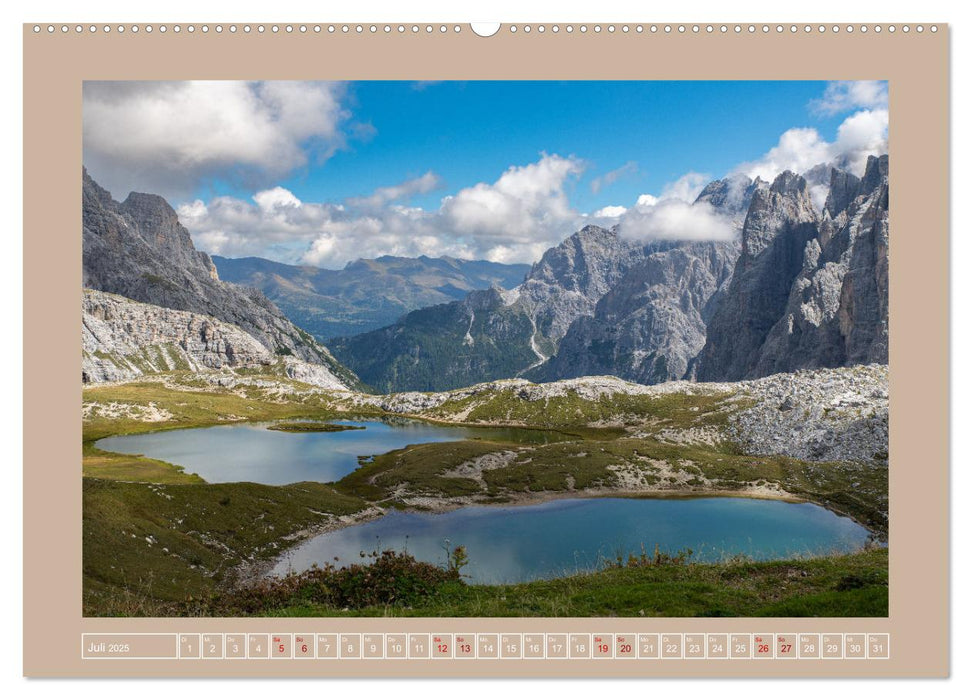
[{"x1": 30, "y1": 21, "x2": 941, "y2": 37}]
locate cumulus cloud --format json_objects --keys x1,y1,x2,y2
[
  {"x1": 615, "y1": 172, "x2": 733, "y2": 243},
  {"x1": 179, "y1": 154, "x2": 587, "y2": 267},
  {"x1": 590, "y1": 161, "x2": 638, "y2": 194},
  {"x1": 439, "y1": 154, "x2": 586, "y2": 260},
  {"x1": 620, "y1": 200, "x2": 735, "y2": 242},
  {"x1": 659, "y1": 172, "x2": 711, "y2": 203},
  {"x1": 809, "y1": 80, "x2": 888, "y2": 116},
  {"x1": 592, "y1": 205, "x2": 628, "y2": 218},
  {"x1": 83, "y1": 80, "x2": 352, "y2": 198},
  {"x1": 736, "y1": 107, "x2": 888, "y2": 182}
]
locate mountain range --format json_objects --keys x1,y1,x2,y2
[
  {"x1": 80, "y1": 155, "x2": 889, "y2": 395},
  {"x1": 330, "y1": 156, "x2": 889, "y2": 392},
  {"x1": 212, "y1": 254, "x2": 529, "y2": 341}
]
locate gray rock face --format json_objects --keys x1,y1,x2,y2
[
  {"x1": 697, "y1": 156, "x2": 889, "y2": 380},
  {"x1": 696, "y1": 171, "x2": 824, "y2": 380},
  {"x1": 725, "y1": 364, "x2": 889, "y2": 465},
  {"x1": 535, "y1": 241, "x2": 740, "y2": 384},
  {"x1": 532, "y1": 176, "x2": 763, "y2": 385},
  {"x1": 82, "y1": 289, "x2": 351, "y2": 389},
  {"x1": 82, "y1": 289, "x2": 274, "y2": 383},
  {"x1": 515, "y1": 225, "x2": 648, "y2": 343},
  {"x1": 82, "y1": 169, "x2": 362, "y2": 390}
]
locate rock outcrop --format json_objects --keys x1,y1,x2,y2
[
  {"x1": 530, "y1": 175, "x2": 764, "y2": 385},
  {"x1": 82, "y1": 169, "x2": 362, "y2": 389},
  {"x1": 696, "y1": 156, "x2": 889, "y2": 380},
  {"x1": 533, "y1": 241, "x2": 740, "y2": 384},
  {"x1": 82, "y1": 289, "x2": 350, "y2": 390}
]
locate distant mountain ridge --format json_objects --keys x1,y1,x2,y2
[
  {"x1": 81, "y1": 169, "x2": 363, "y2": 390},
  {"x1": 213, "y1": 254, "x2": 530, "y2": 341}
]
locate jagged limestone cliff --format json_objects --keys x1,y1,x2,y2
[{"x1": 697, "y1": 156, "x2": 889, "y2": 380}]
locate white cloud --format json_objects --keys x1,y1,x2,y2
[
  {"x1": 253, "y1": 187, "x2": 302, "y2": 211},
  {"x1": 83, "y1": 81, "x2": 351, "y2": 198},
  {"x1": 440, "y1": 153, "x2": 585, "y2": 251},
  {"x1": 659, "y1": 172, "x2": 711, "y2": 203},
  {"x1": 620, "y1": 200, "x2": 735, "y2": 243},
  {"x1": 810, "y1": 80, "x2": 888, "y2": 116},
  {"x1": 617, "y1": 172, "x2": 735, "y2": 244},
  {"x1": 593, "y1": 205, "x2": 628, "y2": 218},
  {"x1": 179, "y1": 155, "x2": 587, "y2": 267},
  {"x1": 737, "y1": 108, "x2": 888, "y2": 182},
  {"x1": 590, "y1": 161, "x2": 638, "y2": 194}
]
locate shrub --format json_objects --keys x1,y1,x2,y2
[{"x1": 208, "y1": 549, "x2": 463, "y2": 614}]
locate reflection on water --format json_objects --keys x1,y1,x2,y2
[
  {"x1": 95, "y1": 418, "x2": 566, "y2": 485},
  {"x1": 271, "y1": 497, "x2": 873, "y2": 584}
]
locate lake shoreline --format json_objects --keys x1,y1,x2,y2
[{"x1": 249, "y1": 482, "x2": 864, "y2": 587}]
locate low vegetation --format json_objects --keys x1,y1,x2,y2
[
  {"x1": 82, "y1": 371, "x2": 889, "y2": 617},
  {"x1": 82, "y1": 477, "x2": 367, "y2": 616},
  {"x1": 99, "y1": 545, "x2": 888, "y2": 618}
]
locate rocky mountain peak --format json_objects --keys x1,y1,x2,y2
[
  {"x1": 860, "y1": 153, "x2": 890, "y2": 195},
  {"x1": 697, "y1": 155, "x2": 889, "y2": 382},
  {"x1": 768, "y1": 170, "x2": 807, "y2": 196},
  {"x1": 81, "y1": 169, "x2": 362, "y2": 389},
  {"x1": 824, "y1": 168, "x2": 863, "y2": 219}
]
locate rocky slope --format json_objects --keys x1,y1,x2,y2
[
  {"x1": 533, "y1": 241, "x2": 740, "y2": 384},
  {"x1": 213, "y1": 254, "x2": 530, "y2": 341},
  {"x1": 82, "y1": 289, "x2": 351, "y2": 390},
  {"x1": 330, "y1": 225, "x2": 651, "y2": 392},
  {"x1": 331, "y1": 175, "x2": 769, "y2": 393},
  {"x1": 697, "y1": 156, "x2": 889, "y2": 380},
  {"x1": 82, "y1": 169, "x2": 362, "y2": 390},
  {"x1": 340, "y1": 365, "x2": 889, "y2": 466}
]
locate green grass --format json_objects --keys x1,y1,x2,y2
[
  {"x1": 424, "y1": 387, "x2": 739, "y2": 429},
  {"x1": 268, "y1": 422, "x2": 366, "y2": 433},
  {"x1": 83, "y1": 443, "x2": 204, "y2": 484},
  {"x1": 82, "y1": 375, "x2": 889, "y2": 618},
  {"x1": 223, "y1": 548, "x2": 889, "y2": 618},
  {"x1": 83, "y1": 477, "x2": 367, "y2": 616},
  {"x1": 332, "y1": 435, "x2": 887, "y2": 535}
]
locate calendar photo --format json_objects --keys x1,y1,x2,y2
[{"x1": 81, "y1": 79, "x2": 889, "y2": 619}]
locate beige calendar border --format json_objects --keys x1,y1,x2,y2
[{"x1": 23, "y1": 22, "x2": 949, "y2": 678}]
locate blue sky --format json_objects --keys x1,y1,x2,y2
[
  {"x1": 255, "y1": 81, "x2": 847, "y2": 213},
  {"x1": 83, "y1": 80, "x2": 889, "y2": 267}
]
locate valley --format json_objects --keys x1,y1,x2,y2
[{"x1": 78, "y1": 147, "x2": 891, "y2": 619}]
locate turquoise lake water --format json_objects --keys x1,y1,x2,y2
[{"x1": 271, "y1": 496, "x2": 872, "y2": 584}]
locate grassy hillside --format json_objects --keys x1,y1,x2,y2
[{"x1": 82, "y1": 372, "x2": 888, "y2": 617}]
